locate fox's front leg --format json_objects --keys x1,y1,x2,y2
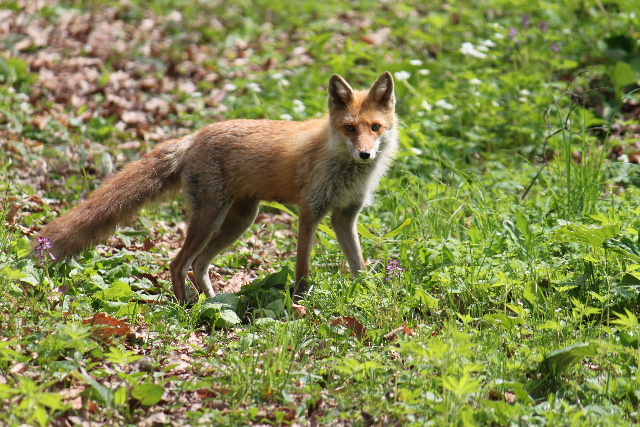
[
  {"x1": 331, "y1": 205, "x2": 365, "y2": 276},
  {"x1": 294, "y1": 208, "x2": 320, "y2": 296}
]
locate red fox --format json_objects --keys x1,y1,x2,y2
[{"x1": 38, "y1": 72, "x2": 398, "y2": 303}]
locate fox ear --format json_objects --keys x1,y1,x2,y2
[
  {"x1": 368, "y1": 71, "x2": 395, "y2": 109},
  {"x1": 328, "y1": 74, "x2": 354, "y2": 110}
]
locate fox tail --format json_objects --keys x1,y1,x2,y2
[{"x1": 38, "y1": 137, "x2": 190, "y2": 260}]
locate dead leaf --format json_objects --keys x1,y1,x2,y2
[
  {"x1": 504, "y1": 391, "x2": 517, "y2": 404},
  {"x1": 83, "y1": 312, "x2": 131, "y2": 342},
  {"x1": 142, "y1": 238, "x2": 155, "y2": 251},
  {"x1": 384, "y1": 325, "x2": 415, "y2": 341},
  {"x1": 331, "y1": 316, "x2": 368, "y2": 341},
  {"x1": 139, "y1": 412, "x2": 169, "y2": 427},
  {"x1": 221, "y1": 272, "x2": 253, "y2": 293},
  {"x1": 59, "y1": 386, "x2": 86, "y2": 399},
  {"x1": 88, "y1": 400, "x2": 99, "y2": 413},
  {"x1": 120, "y1": 110, "x2": 147, "y2": 125},
  {"x1": 9, "y1": 362, "x2": 28, "y2": 375},
  {"x1": 361, "y1": 27, "x2": 391, "y2": 46},
  {"x1": 488, "y1": 389, "x2": 501, "y2": 401},
  {"x1": 292, "y1": 303, "x2": 307, "y2": 318},
  {"x1": 69, "y1": 396, "x2": 83, "y2": 410},
  {"x1": 7, "y1": 204, "x2": 20, "y2": 224}
]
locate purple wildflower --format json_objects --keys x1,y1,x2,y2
[
  {"x1": 35, "y1": 236, "x2": 57, "y2": 264},
  {"x1": 508, "y1": 27, "x2": 519, "y2": 39},
  {"x1": 386, "y1": 259, "x2": 405, "y2": 280},
  {"x1": 550, "y1": 42, "x2": 559, "y2": 53},
  {"x1": 522, "y1": 14, "x2": 531, "y2": 29},
  {"x1": 539, "y1": 21, "x2": 549, "y2": 33}
]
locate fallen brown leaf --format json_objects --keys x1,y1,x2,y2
[
  {"x1": 83, "y1": 312, "x2": 131, "y2": 342},
  {"x1": 331, "y1": 316, "x2": 368, "y2": 341},
  {"x1": 291, "y1": 303, "x2": 307, "y2": 318}
]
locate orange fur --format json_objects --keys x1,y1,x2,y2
[{"x1": 38, "y1": 72, "x2": 398, "y2": 303}]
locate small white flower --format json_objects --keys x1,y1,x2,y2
[
  {"x1": 518, "y1": 97, "x2": 528, "y2": 103},
  {"x1": 279, "y1": 79, "x2": 290, "y2": 87},
  {"x1": 280, "y1": 114, "x2": 293, "y2": 120},
  {"x1": 418, "y1": 69, "x2": 431, "y2": 76},
  {"x1": 519, "y1": 89, "x2": 531, "y2": 96},
  {"x1": 394, "y1": 71, "x2": 411, "y2": 81},
  {"x1": 293, "y1": 99, "x2": 305, "y2": 114},
  {"x1": 247, "y1": 82, "x2": 262, "y2": 93},
  {"x1": 224, "y1": 83, "x2": 237, "y2": 91},
  {"x1": 619, "y1": 153, "x2": 629, "y2": 163},
  {"x1": 271, "y1": 73, "x2": 284, "y2": 79},
  {"x1": 460, "y1": 42, "x2": 487, "y2": 59},
  {"x1": 435, "y1": 99, "x2": 454, "y2": 110},
  {"x1": 493, "y1": 33, "x2": 506, "y2": 40},
  {"x1": 412, "y1": 147, "x2": 423, "y2": 155},
  {"x1": 476, "y1": 45, "x2": 489, "y2": 52},
  {"x1": 469, "y1": 78, "x2": 482, "y2": 85},
  {"x1": 481, "y1": 39, "x2": 496, "y2": 47},
  {"x1": 492, "y1": 101, "x2": 500, "y2": 107},
  {"x1": 410, "y1": 59, "x2": 423, "y2": 66}
]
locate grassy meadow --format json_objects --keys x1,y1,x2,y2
[{"x1": 1, "y1": 0, "x2": 640, "y2": 425}]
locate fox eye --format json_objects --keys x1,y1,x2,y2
[
  {"x1": 371, "y1": 124, "x2": 381, "y2": 131},
  {"x1": 344, "y1": 124, "x2": 356, "y2": 132}
]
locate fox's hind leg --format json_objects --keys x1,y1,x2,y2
[
  {"x1": 170, "y1": 198, "x2": 233, "y2": 304},
  {"x1": 191, "y1": 198, "x2": 260, "y2": 297}
]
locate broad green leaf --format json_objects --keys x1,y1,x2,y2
[
  {"x1": 265, "y1": 298, "x2": 285, "y2": 314},
  {"x1": 536, "y1": 321, "x2": 563, "y2": 331},
  {"x1": 209, "y1": 293, "x2": 239, "y2": 311},
  {"x1": 523, "y1": 281, "x2": 546, "y2": 307},
  {"x1": 468, "y1": 226, "x2": 482, "y2": 244},
  {"x1": 619, "y1": 332, "x2": 639, "y2": 348},
  {"x1": 215, "y1": 309, "x2": 242, "y2": 328},
  {"x1": 539, "y1": 342, "x2": 598, "y2": 375},
  {"x1": 611, "y1": 61, "x2": 636, "y2": 89},
  {"x1": 131, "y1": 383, "x2": 164, "y2": 406},
  {"x1": 413, "y1": 288, "x2": 439, "y2": 308},
  {"x1": 483, "y1": 313, "x2": 524, "y2": 330},
  {"x1": 113, "y1": 386, "x2": 127, "y2": 406},
  {"x1": 618, "y1": 273, "x2": 640, "y2": 286},
  {"x1": 604, "y1": 236, "x2": 640, "y2": 263},
  {"x1": 93, "y1": 281, "x2": 134, "y2": 303},
  {"x1": 555, "y1": 223, "x2": 621, "y2": 248}
]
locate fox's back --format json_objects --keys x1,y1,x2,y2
[{"x1": 183, "y1": 119, "x2": 329, "y2": 204}]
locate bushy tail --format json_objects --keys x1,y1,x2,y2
[{"x1": 39, "y1": 137, "x2": 191, "y2": 260}]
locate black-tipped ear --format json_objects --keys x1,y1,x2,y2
[
  {"x1": 328, "y1": 74, "x2": 354, "y2": 109},
  {"x1": 368, "y1": 71, "x2": 395, "y2": 109}
]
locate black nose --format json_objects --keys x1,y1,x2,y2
[{"x1": 359, "y1": 151, "x2": 371, "y2": 160}]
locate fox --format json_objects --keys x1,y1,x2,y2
[{"x1": 38, "y1": 71, "x2": 398, "y2": 303}]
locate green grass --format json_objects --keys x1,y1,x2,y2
[{"x1": 2, "y1": 0, "x2": 640, "y2": 425}]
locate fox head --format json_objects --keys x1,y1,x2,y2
[{"x1": 328, "y1": 71, "x2": 396, "y2": 163}]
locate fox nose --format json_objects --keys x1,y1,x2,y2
[{"x1": 359, "y1": 151, "x2": 371, "y2": 160}]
